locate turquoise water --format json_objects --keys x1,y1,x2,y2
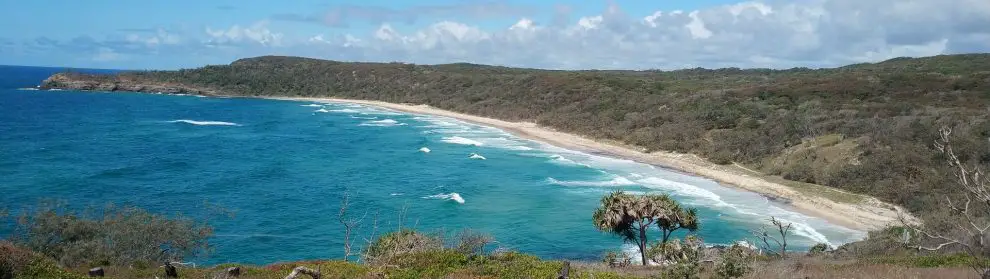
[{"x1": 0, "y1": 66, "x2": 863, "y2": 265}]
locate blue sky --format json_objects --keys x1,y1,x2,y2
[{"x1": 0, "y1": 0, "x2": 987, "y2": 70}]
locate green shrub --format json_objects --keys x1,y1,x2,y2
[
  {"x1": 7, "y1": 202, "x2": 212, "y2": 268},
  {"x1": 362, "y1": 229, "x2": 442, "y2": 265},
  {"x1": 808, "y1": 243, "x2": 830, "y2": 255},
  {"x1": 714, "y1": 245, "x2": 753, "y2": 279}
]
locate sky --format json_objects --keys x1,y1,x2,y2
[{"x1": 0, "y1": 0, "x2": 988, "y2": 70}]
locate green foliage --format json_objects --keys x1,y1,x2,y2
[
  {"x1": 649, "y1": 236, "x2": 703, "y2": 279},
  {"x1": 808, "y1": 243, "x2": 831, "y2": 255},
  {"x1": 362, "y1": 229, "x2": 443, "y2": 265},
  {"x1": 1, "y1": 241, "x2": 85, "y2": 279},
  {"x1": 714, "y1": 244, "x2": 753, "y2": 279},
  {"x1": 6, "y1": 202, "x2": 212, "y2": 268}
]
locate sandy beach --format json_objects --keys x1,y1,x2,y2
[{"x1": 278, "y1": 96, "x2": 915, "y2": 232}]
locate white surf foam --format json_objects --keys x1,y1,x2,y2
[
  {"x1": 636, "y1": 177, "x2": 726, "y2": 205},
  {"x1": 441, "y1": 136, "x2": 483, "y2": 146},
  {"x1": 167, "y1": 120, "x2": 239, "y2": 126},
  {"x1": 314, "y1": 108, "x2": 330, "y2": 113},
  {"x1": 419, "y1": 147, "x2": 431, "y2": 153},
  {"x1": 330, "y1": 109, "x2": 360, "y2": 113},
  {"x1": 547, "y1": 176, "x2": 636, "y2": 187},
  {"x1": 16, "y1": 88, "x2": 40, "y2": 91},
  {"x1": 469, "y1": 153, "x2": 486, "y2": 160},
  {"x1": 301, "y1": 104, "x2": 323, "y2": 107},
  {"x1": 359, "y1": 119, "x2": 405, "y2": 127},
  {"x1": 423, "y1": 193, "x2": 465, "y2": 204}
]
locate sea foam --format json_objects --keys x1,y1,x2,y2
[
  {"x1": 423, "y1": 193, "x2": 465, "y2": 204},
  {"x1": 546, "y1": 176, "x2": 636, "y2": 187},
  {"x1": 167, "y1": 120, "x2": 240, "y2": 126},
  {"x1": 301, "y1": 104, "x2": 323, "y2": 107},
  {"x1": 314, "y1": 108, "x2": 330, "y2": 113},
  {"x1": 359, "y1": 119, "x2": 405, "y2": 127},
  {"x1": 469, "y1": 153, "x2": 486, "y2": 160},
  {"x1": 441, "y1": 136, "x2": 483, "y2": 146},
  {"x1": 419, "y1": 147, "x2": 431, "y2": 153}
]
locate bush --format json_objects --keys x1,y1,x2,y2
[
  {"x1": 808, "y1": 243, "x2": 831, "y2": 255},
  {"x1": 362, "y1": 229, "x2": 443, "y2": 265},
  {"x1": 714, "y1": 244, "x2": 753, "y2": 279},
  {"x1": 0, "y1": 241, "x2": 85, "y2": 279},
  {"x1": 7, "y1": 202, "x2": 212, "y2": 268},
  {"x1": 454, "y1": 229, "x2": 493, "y2": 256}
]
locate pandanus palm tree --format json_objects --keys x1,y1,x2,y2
[
  {"x1": 654, "y1": 195, "x2": 700, "y2": 244},
  {"x1": 593, "y1": 191, "x2": 699, "y2": 266}
]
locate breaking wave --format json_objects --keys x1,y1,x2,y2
[
  {"x1": 546, "y1": 176, "x2": 636, "y2": 187},
  {"x1": 469, "y1": 153, "x2": 487, "y2": 160},
  {"x1": 419, "y1": 147, "x2": 431, "y2": 153},
  {"x1": 423, "y1": 193, "x2": 465, "y2": 204},
  {"x1": 441, "y1": 136, "x2": 483, "y2": 146},
  {"x1": 359, "y1": 119, "x2": 405, "y2": 127},
  {"x1": 300, "y1": 104, "x2": 323, "y2": 107},
  {"x1": 167, "y1": 120, "x2": 239, "y2": 126}
]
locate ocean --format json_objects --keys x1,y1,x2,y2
[{"x1": 0, "y1": 65, "x2": 864, "y2": 265}]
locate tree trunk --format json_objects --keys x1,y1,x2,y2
[
  {"x1": 639, "y1": 226, "x2": 649, "y2": 266},
  {"x1": 982, "y1": 268, "x2": 990, "y2": 279}
]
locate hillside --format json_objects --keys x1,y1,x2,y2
[{"x1": 40, "y1": 54, "x2": 990, "y2": 217}]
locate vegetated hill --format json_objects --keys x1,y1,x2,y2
[{"x1": 44, "y1": 54, "x2": 990, "y2": 216}]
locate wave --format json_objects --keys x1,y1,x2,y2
[
  {"x1": 390, "y1": 193, "x2": 404, "y2": 196},
  {"x1": 329, "y1": 109, "x2": 360, "y2": 113},
  {"x1": 441, "y1": 136, "x2": 483, "y2": 146},
  {"x1": 359, "y1": 119, "x2": 405, "y2": 127},
  {"x1": 547, "y1": 176, "x2": 636, "y2": 187},
  {"x1": 635, "y1": 177, "x2": 725, "y2": 204},
  {"x1": 469, "y1": 153, "x2": 486, "y2": 160},
  {"x1": 548, "y1": 154, "x2": 587, "y2": 167},
  {"x1": 167, "y1": 120, "x2": 240, "y2": 126},
  {"x1": 300, "y1": 104, "x2": 323, "y2": 107},
  {"x1": 16, "y1": 87, "x2": 39, "y2": 91},
  {"x1": 423, "y1": 193, "x2": 465, "y2": 204},
  {"x1": 48, "y1": 88, "x2": 63, "y2": 91},
  {"x1": 419, "y1": 147, "x2": 431, "y2": 153},
  {"x1": 350, "y1": 115, "x2": 377, "y2": 120},
  {"x1": 314, "y1": 108, "x2": 330, "y2": 113}
]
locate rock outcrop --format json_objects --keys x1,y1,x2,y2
[{"x1": 40, "y1": 73, "x2": 219, "y2": 95}]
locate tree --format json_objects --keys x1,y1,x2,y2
[
  {"x1": 592, "y1": 191, "x2": 699, "y2": 266},
  {"x1": 338, "y1": 193, "x2": 365, "y2": 262},
  {"x1": 655, "y1": 195, "x2": 700, "y2": 244},
  {"x1": 752, "y1": 217, "x2": 791, "y2": 258},
  {"x1": 906, "y1": 127, "x2": 990, "y2": 278}
]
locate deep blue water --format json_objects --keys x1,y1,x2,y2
[{"x1": 0, "y1": 65, "x2": 864, "y2": 265}]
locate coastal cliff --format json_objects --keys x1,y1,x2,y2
[{"x1": 40, "y1": 72, "x2": 217, "y2": 95}]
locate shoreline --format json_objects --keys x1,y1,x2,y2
[{"x1": 276, "y1": 96, "x2": 914, "y2": 232}]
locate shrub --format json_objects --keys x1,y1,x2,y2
[
  {"x1": 808, "y1": 243, "x2": 831, "y2": 255},
  {"x1": 454, "y1": 229, "x2": 493, "y2": 256},
  {"x1": 0, "y1": 241, "x2": 85, "y2": 279},
  {"x1": 7, "y1": 202, "x2": 212, "y2": 267},
  {"x1": 714, "y1": 244, "x2": 753, "y2": 279},
  {"x1": 362, "y1": 229, "x2": 442, "y2": 265}
]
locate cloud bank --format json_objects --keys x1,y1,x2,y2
[{"x1": 11, "y1": 0, "x2": 990, "y2": 70}]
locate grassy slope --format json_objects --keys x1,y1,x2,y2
[{"x1": 51, "y1": 54, "x2": 990, "y2": 216}]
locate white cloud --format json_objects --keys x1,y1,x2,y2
[
  {"x1": 92, "y1": 47, "x2": 124, "y2": 62},
  {"x1": 206, "y1": 21, "x2": 283, "y2": 46},
  {"x1": 197, "y1": 0, "x2": 990, "y2": 70}
]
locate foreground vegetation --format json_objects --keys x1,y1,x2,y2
[{"x1": 45, "y1": 54, "x2": 990, "y2": 218}]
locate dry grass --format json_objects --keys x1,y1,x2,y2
[{"x1": 743, "y1": 257, "x2": 977, "y2": 279}]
